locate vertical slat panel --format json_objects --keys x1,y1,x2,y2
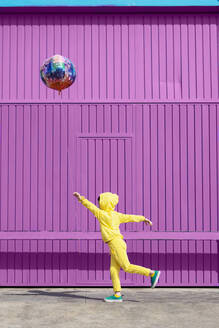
[
  {"x1": 158, "y1": 105, "x2": 166, "y2": 231},
  {"x1": 128, "y1": 15, "x2": 135, "y2": 100},
  {"x1": 181, "y1": 15, "x2": 189, "y2": 99},
  {"x1": 210, "y1": 16, "x2": 218, "y2": 99},
  {"x1": 69, "y1": 104, "x2": 80, "y2": 232},
  {"x1": 96, "y1": 240, "x2": 103, "y2": 282},
  {"x1": 99, "y1": 16, "x2": 107, "y2": 100},
  {"x1": 53, "y1": 105, "x2": 61, "y2": 232},
  {"x1": 8, "y1": 240, "x2": 15, "y2": 285},
  {"x1": 91, "y1": 16, "x2": 99, "y2": 100},
  {"x1": 165, "y1": 104, "x2": 173, "y2": 231},
  {"x1": 30, "y1": 105, "x2": 38, "y2": 231},
  {"x1": 173, "y1": 15, "x2": 182, "y2": 98},
  {"x1": 1, "y1": 106, "x2": 9, "y2": 230},
  {"x1": 61, "y1": 15, "x2": 69, "y2": 101},
  {"x1": 25, "y1": 16, "x2": 32, "y2": 100},
  {"x1": 211, "y1": 240, "x2": 218, "y2": 285},
  {"x1": 143, "y1": 105, "x2": 151, "y2": 232},
  {"x1": 134, "y1": 105, "x2": 143, "y2": 232},
  {"x1": 196, "y1": 240, "x2": 204, "y2": 285},
  {"x1": 54, "y1": 15, "x2": 62, "y2": 103},
  {"x1": 150, "y1": 105, "x2": 158, "y2": 231},
  {"x1": 195, "y1": 15, "x2": 204, "y2": 99},
  {"x1": 166, "y1": 16, "x2": 174, "y2": 99},
  {"x1": 209, "y1": 105, "x2": 217, "y2": 232},
  {"x1": 166, "y1": 240, "x2": 174, "y2": 286},
  {"x1": 45, "y1": 240, "x2": 52, "y2": 284},
  {"x1": 180, "y1": 105, "x2": 188, "y2": 231},
  {"x1": 151, "y1": 16, "x2": 159, "y2": 99},
  {"x1": 144, "y1": 16, "x2": 152, "y2": 100},
  {"x1": 45, "y1": 105, "x2": 53, "y2": 231},
  {"x1": 195, "y1": 105, "x2": 203, "y2": 231},
  {"x1": 38, "y1": 105, "x2": 46, "y2": 231},
  {"x1": 39, "y1": 15, "x2": 47, "y2": 100},
  {"x1": 121, "y1": 16, "x2": 129, "y2": 99},
  {"x1": 23, "y1": 105, "x2": 31, "y2": 231},
  {"x1": 158, "y1": 240, "x2": 166, "y2": 286},
  {"x1": 84, "y1": 15, "x2": 92, "y2": 100},
  {"x1": 188, "y1": 15, "x2": 196, "y2": 99},
  {"x1": 53, "y1": 240, "x2": 60, "y2": 284},
  {"x1": 60, "y1": 105, "x2": 68, "y2": 231},
  {"x1": 80, "y1": 138, "x2": 88, "y2": 232},
  {"x1": 188, "y1": 104, "x2": 196, "y2": 232},
  {"x1": 172, "y1": 104, "x2": 181, "y2": 231},
  {"x1": 114, "y1": 16, "x2": 121, "y2": 99},
  {"x1": 135, "y1": 15, "x2": 145, "y2": 100},
  {"x1": 2, "y1": 16, "x2": 10, "y2": 99},
  {"x1": 68, "y1": 240, "x2": 77, "y2": 284},
  {"x1": 0, "y1": 240, "x2": 8, "y2": 284},
  {"x1": 202, "y1": 104, "x2": 210, "y2": 232},
  {"x1": 88, "y1": 239, "x2": 95, "y2": 282},
  {"x1": 37, "y1": 239, "x2": 45, "y2": 285},
  {"x1": 10, "y1": 16, "x2": 17, "y2": 100},
  {"x1": 22, "y1": 240, "x2": 30, "y2": 284},
  {"x1": 159, "y1": 16, "x2": 167, "y2": 99},
  {"x1": 181, "y1": 240, "x2": 189, "y2": 285},
  {"x1": 173, "y1": 240, "x2": 181, "y2": 285},
  {"x1": 106, "y1": 16, "x2": 114, "y2": 100},
  {"x1": 203, "y1": 240, "x2": 211, "y2": 285},
  {"x1": 16, "y1": 106, "x2": 24, "y2": 231},
  {"x1": 189, "y1": 240, "x2": 196, "y2": 285},
  {"x1": 68, "y1": 15, "x2": 78, "y2": 99},
  {"x1": 8, "y1": 105, "x2": 16, "y2": 231},
  {"x1": 203, "y1": 15, "x2": 211, "y2": 99},
  {"x1": 32, "y1": 16, "x2": 40, "y2": 100},
  {"x1": 118, "y1": 138, "x2": 125, "y2": 232},
  {"x1": 88, "y1": 138, "x2": 95, "y2": 232},
  {"x1": 46, "y1": 15, "x2": 55, "y2": 100}
]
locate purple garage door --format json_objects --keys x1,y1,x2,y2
[{"x1": 0, "y1": 13, "x2": 219, "y2": 286}]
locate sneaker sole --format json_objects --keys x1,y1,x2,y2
[
  {"x1": 104, "y1": 299, "x2": 123, "y2": 303},
  {"x1": 151, "y1": 271, "x2": 161, "y2": 288}
]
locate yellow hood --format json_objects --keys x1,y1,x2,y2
[{"x1": 99, "y1": 192, "x2": 119, "y2": 211}]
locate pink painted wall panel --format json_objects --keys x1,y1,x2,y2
[
  {"x1": 0, "y1": 13, "x2": 219, "y2": 101},
  {"x1": 0, "y1": 103, "x2": 218, "y2": 286}
]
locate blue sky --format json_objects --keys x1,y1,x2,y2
[{"x1": 0, "y1": 0, "x2": 219, "y2": 7}]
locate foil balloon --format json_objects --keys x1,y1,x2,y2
[{"x1": 40, "y1": 54, "x2": 76, "y2": 95}]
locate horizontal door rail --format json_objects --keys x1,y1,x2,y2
[
  {"x1": 1, "y1": 100, "x2": 219, "y2": 105},
  {"x1": 0, "y1": 232, "x2": 219, "y2": 240}
]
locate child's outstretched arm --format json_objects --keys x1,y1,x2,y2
[
  {"x1": 118, "y1": 212, "x2": 152, "y2": 226},
  {"x1": 73, "y1": 192, "x2": 101, "y2": 219}
]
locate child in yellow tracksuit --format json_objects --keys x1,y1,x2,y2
[{"x1": 73, "y1": 191, "x2": 161, "y2": 302}]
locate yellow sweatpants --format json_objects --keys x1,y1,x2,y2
[{"x1": 107, "y1": 237, "x2": 151, "y2": 292}]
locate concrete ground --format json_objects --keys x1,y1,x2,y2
[{"x1": 0, "y1": 287, "x2": 218, "y2": 328}]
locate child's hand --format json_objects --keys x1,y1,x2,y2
[
  {"x1": 73, "y1": 192, "x2": 82, "y2": 201},
  {"x1": 144, "y1": 218, "x2": 152, "y2": 226}
]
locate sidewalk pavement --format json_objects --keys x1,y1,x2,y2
[{"x1": 0, "y1": 287, "x2": 218, "y2": 328}]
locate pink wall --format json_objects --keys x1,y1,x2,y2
[
  {"x1": 0, "y1": 12, "x2": 218, "y2": 287},
  {"x1": 0, "y1": 13, "x2": 218, "y2": 102},
  {"x1": 0, "y1": 103, "x2": 218, "y2": 286}
]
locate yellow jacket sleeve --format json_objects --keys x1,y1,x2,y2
[
  {"x1": 79, "y1": 196, "x2": 101, "y2": 219},
  {"x1": 118, "y1": 212, "x2": 146, "y2": 223}
]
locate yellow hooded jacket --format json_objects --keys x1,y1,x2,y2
[{"x1": 79, "y1": 192, "x2": 146, "y2": 243}]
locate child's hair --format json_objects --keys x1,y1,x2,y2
[{"x1": 97, "y1": 196, "x2": 100, "y2": 202}]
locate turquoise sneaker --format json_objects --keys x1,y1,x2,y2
[
  {"x1": 151, "y1": 270, "x2": 161, "y2": 288},
  {"x1": 104, "y1": 295, "x2": 123, "y2": 303}
]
